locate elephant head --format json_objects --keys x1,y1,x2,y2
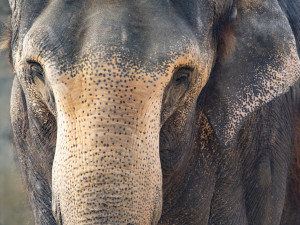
[{"x1": 7, "y1": 0, "x2": 299, "y2": 224}]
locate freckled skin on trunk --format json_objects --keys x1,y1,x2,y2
[{"x1": 51, "y1": 59, "x2": 165, "y2": 224}]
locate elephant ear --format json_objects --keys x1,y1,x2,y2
[{"x1": 201, "y1": 0, "x2": 300, "y2": 148}]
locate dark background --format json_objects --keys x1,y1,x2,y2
[{"x1": 0, "y1": 1, "x2": 34, "y2": 224}]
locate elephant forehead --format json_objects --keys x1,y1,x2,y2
[{"x1": 20, "y1": 0, "x2": 202, "y2": 70}]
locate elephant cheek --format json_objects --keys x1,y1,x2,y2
[{"x1": 51, "y1": 107, "x2": 163, "y2": 224}]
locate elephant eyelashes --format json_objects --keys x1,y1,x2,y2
[
  {"x1": 173, "y1": 67, "x2": 192, "y2": 87},
  {"x1": 27, "y1": 61, "x2": 45, "y2": 84},
  {"x1": 26, "y1": 61, "x2": 57, "y2": 116},
  {"x1": 161, "y1": 67, "x2": 193, "y2": 123}
]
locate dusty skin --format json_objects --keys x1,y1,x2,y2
[{"x1": 5, "y1": 0, "x2": 300, "y2": 224}]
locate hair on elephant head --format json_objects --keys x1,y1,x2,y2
[{"x1": 6, "y1": 0, "x2": 300, "y2": 224}]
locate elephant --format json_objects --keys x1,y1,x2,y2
[{"x1": 3, "y1": 0, "x2": 300, "y2": 224}]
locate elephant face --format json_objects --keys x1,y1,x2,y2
[{"x1": 8, "y1": 0, "x2": 299, "y2": 224}]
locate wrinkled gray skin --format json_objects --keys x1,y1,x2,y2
[{"x1": 7, "y1": 0, "x2": 300, "y2": 224}]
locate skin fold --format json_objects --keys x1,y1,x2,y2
[{"x1": 5, "y1": 0, "x2": 300, "y2": 224}]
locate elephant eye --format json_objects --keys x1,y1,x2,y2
[
  {"x1": 173, "y1": 68, "x2": 192, "y2": 86},
  {"x1": 27, "y1": 61, "x2": 45, "y2": 83}
]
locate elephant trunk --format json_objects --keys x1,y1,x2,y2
[{"x1": 51, "y1": 90, "x2": 163, "y2": 224}]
